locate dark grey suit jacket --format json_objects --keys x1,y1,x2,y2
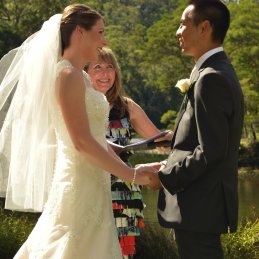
[{"x1": 158, "y1": 51, "x2": 244, "y2": 234}]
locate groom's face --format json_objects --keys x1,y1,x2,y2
[{"x1": 176, "y1": 5, "x2": 201, "y2": 59}]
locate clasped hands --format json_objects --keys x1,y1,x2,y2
[{"x1": 134, "y1": 162, "x2": 166, "y2": 190}]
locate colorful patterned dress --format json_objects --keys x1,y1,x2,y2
[{"x1": 107, "y1": 107, "x2": 145, "y2": 259}]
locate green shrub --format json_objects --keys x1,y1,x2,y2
[
  {"x1": 0, "y1": 199, "x2": 39, "y2": 259},
  {"x1": 239, "y1": 141, "x2": 259, "y2": 167},
  {"x1": 1, "y1": 200, "x2": 258, "y2": 259},
  {"x1": 135, "y1": 218, "x2": 259, "y2": 259},
  {"x1": 222, "y1": 218, "x2": 259, "y2": 259},
  {"x1": 0, "y1": 152, "x2": 258, "y2": 259},
  {"x1": 135, "y1": 223, "x2": 179, "y2": 259}
]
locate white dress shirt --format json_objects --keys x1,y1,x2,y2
[{"x1": 191, "y1": 46, "x2": 224, "y2": 75}]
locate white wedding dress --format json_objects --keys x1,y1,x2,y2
[{"x1": 14, "y1": 60, "x2": 122, "y2": 259}]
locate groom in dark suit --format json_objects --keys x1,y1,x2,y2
[{"x1": 147, "y1": 0, "x2": 244, "y2": 258}]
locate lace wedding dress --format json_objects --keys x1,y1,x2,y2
[{"x1": 14, "y1": 60, "x2": 122, "y2": 259}]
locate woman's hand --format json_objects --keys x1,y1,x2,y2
[
  {"x1": 154, "y1": 130, "x2": 173, "y2": 142},
  {"x1": 134, "y1": 164, "x2": 161, "y2": 190},
  {"x1": 154, "y1": 130, "x2": 173, "y2": 151}
]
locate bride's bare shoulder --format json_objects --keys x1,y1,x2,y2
[
  {"x1": 59, "y1": 67, "x2": 81, "y2": 83},
  {"x1": 57, "y1": 60, "x2": 80, "y2": 80},
  {"x1": 55, "y1": 61, "x2": 85, "y2": 103},
  {"x1": 57, "y1": 65, "x2": 83, "y2": 91}
]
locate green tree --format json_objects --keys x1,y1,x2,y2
[
  {"x1": 4, "y1": 0, "x2": 258, "y2": 134},
  {"x1": 0, "y1": 0, "x2": 68, "y2": 57},
  {"x1": 225, "y1": 0, "x2": 259, "y2": 141},
  {"x1": 0, "y1": 0, "x2": 181, "y2": 127},
  {"x1": 160, "y1": 109, "x2": 178, "y2": 129},
  {"x1": 100, "y1": 0, "x2": 179, "y2": 126},
  {"x1": 137, "y1": 0, "x2": 191, "y2": 127}
]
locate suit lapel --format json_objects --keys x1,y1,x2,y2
[
  {"x1": 190, "y1": 68, "x2": 199, "y2": 84},
  {"x1": 171, "y1": 72, "x2": 199, "y2": 147},
  {"x1": 170, "y1": 97, "x2": 187, "y2": 147},
  {"x1": 171, "y1": 52, "x2": 228, "y2": 148}
]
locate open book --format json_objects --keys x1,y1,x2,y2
[{"x1": 109, "y1": 131, "x2": 171, "y2": 155}]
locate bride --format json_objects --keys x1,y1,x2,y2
[{"x1": 0, "y1": 4, "x2": 155, "y2": 258}]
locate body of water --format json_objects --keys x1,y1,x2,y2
[{"x1": 142, "y1": 179, "x2": 259, "y2": 225}]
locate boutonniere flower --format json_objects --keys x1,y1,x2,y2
[{"x1": 175, "y1": 78, "x2": 191, "y2": 94}]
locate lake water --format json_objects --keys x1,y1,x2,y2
[{"x1": 142, "y1": 179, "x2": 259, "y2": 225}]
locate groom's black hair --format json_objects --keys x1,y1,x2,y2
[{"x1": 188, "y1": 0, "x2": 230, "y2": 44}]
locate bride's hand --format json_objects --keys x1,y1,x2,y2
[
  {"x1": 135, "y1": 162, "x2": 166, "y2": 171},
  {"x1": 134, "y1": 164, "x2": 161, "y2": 189}
]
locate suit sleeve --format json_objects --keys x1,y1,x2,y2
[{"x1": 159, "y1": 72, "x2": 233, "y2": 194}]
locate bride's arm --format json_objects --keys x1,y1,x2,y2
[
  {"x1": 56, "y1": 68, "x2": 154, "y2": 185},
  {"x1": 107, "y1": 142, "x2": 124, "y2": 162}
]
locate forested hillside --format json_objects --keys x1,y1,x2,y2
[{"x1": 1, "y1": 0, "x2": 258, "y2": 137}]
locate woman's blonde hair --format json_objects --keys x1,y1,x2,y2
[{"x1": 86, "y1": 47, "x2": 129, "y2": 117}]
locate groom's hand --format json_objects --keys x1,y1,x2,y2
[
  {"x1": 147, "y1": 172, "x2": 161, "y2": 190},
  {"x1": 135, "y1": 163, "x2": 162, "y2": 190},
  {"x1": 135, "y1": 164, "x2": 157, "y2": 186}
]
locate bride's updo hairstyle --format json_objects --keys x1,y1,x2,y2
[{"x1": 60, "y1": 4, "x2": 104, "y2": 54}]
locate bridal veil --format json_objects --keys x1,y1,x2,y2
[{"x1": 0, "y1": 14, "x2": 62, "y2": 212}]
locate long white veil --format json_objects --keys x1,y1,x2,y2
[{"x1": 0, "y1": 14, "x2": 62, "y2": 212}]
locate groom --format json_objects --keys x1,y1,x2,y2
[{"x1": 147, "y1": 0, "x2": 244, "y2": 258}]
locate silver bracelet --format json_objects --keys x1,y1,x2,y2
[{"x1": 132, "y1": 168, "x2": 137, "y2": 185}]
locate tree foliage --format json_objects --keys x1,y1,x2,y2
[
  {"x1": 0, "y1": 0, "x2": 258, "y2": 133},
  {"x1": 225, "y1": 0, "x2": 259, "y2": 141}
]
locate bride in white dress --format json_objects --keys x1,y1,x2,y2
[{"x1": 0, "y1": 4, "x2": 155, "y2": 259}]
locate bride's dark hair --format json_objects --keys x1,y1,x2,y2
[{"x1": 60, "y1": 4, "x2": 104, "y2": 54}]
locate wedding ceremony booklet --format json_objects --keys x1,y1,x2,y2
[{"x1": 110, "y1": 131, "x2": 171, "y2": 155}]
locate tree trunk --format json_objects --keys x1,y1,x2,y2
[{"x1": 250, "y1": 123, "x2": 257, "y2": 142}]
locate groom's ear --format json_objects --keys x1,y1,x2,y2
[{"x1": 199, "y1": 20, "x2": 212, "y2": 37}]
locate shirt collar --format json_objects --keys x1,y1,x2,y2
[{"x1": 194, "y1": 47, "x2": 224, "y2": 71}]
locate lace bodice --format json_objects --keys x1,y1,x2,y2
[{"x1": 54, "y1": 59, "x2": 109, "y2": 156}]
